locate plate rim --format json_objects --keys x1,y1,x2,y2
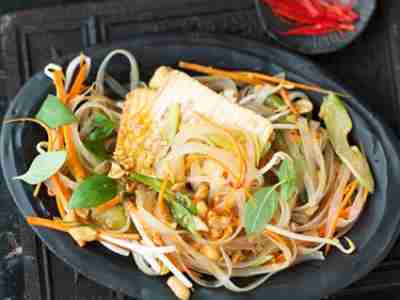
[{"x1": 2, "y1": 32, "x2": 400, "y2": 300}]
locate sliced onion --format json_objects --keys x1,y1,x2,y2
[
  {"x1": 258, "y1": 151, "x2": 290, "y2": 175},
  {"x1": 44, "y1": 63, "x2": 62, "y2": 81},
  {"x1": 294, "y1": 251, "x2": 325, "y2": 264},
  {"x1": 265, "y1": 225, "x2": 355, "y2": 254},
  {"x1": 100, "y1": 240, "x2": 130, "y2": 256},
  {"x1": 95, "y1": 49, "x2": 139, "y2": 95},
  {"x1": 133, "y1": 253, "x2": 160, "y2": 276},
  {"x1": 196, "y1": 76, "x2": 238, "y2": 102}
]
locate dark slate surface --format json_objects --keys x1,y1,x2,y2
[{"x1": 0, "y1": 0, "x2": 400, "y2": 299}]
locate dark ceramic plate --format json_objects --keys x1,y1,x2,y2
[
  {"x1": 254, "y1": 0, "x2": 377, "y2": 55},
  {"x1": 2, "y1": 33, "x2": 400, "y2": 300}
]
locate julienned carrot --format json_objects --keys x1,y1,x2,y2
[
  {"x1": 99, "y1": 231, "x2": 140, "y2": 240},
  {"x1": 26, "y1": 216, "x2": 69, "y2": 232},
  {"x1": 52, "y1": 61, "x2": 88, "y2": 182},
  {"x1": 53, "y1": 70, "x2": 66, "y2": 102},
  {"x1": 280, "y1": 88, "x2": 298, "y2": 115},
  {"x1": 50, "y1": 174, "x2": 71, "y2": 209},
  {"x1": 264, "y1": 230, "x2": 287, "y2": 246},
  {"x1": 179, "y1": 61, "x2": 264, "y2": 85},
  {"x1": 55, "y1": 195, "x2": 67, "y2": 218},
  {"x1": 325, "y1": 180, "x2": 358, "y2": 254},
  {"x1": 94, "y1": 195, "x2": 121, "y2": 215},
  {"x1": 67, "y1": 55, "x2": 88, "y2": 102},
  {"x1": 157, "y1": 178, "x2": 170, "y2": 220},
  {"x1": 179, "y1": 61, "x2": 349, "y2": 97},
  {"x1": 63, "y1": 125, "x2": 87, "y2": 181}
]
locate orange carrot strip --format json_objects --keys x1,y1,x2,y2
[
  {"x1": 280, "y1": 88, "x2": 298, "y2": 115},
  {"x1": 53, "y1": 69, "x2": 66, "y2": 102},
  {"x1": 67, "y1": 55, "x2": 88, "y2": 102},
  {"x1": 325, "y1": 180, "x2": 358, "y2": 254},
  {"x1": 179, "y1": 61, "x2": 347, "y2": 96},
  {"x1": 275, "y1": 253, "x2": 286, "y2": 263},
  {"x1": 264, "y1": 230, "x2": 287, "y2": 246},
  {"x1": 26, "y1": 216, "x2": 69, "y2": 232},
  {"x1": 94, "y1": 195, "x2": 121, "y2": 215},
  {"x1": 179, "y1": 61, "x2": 264, "y2": 85},
  {"x1": 50, "y1": 174, "x2": 71, "y2": 209},
  {"x1": 63, "y1": 125, "x2": 87, "y2": 181},
  {"x1": 157, "y1": 178, "x2": 170, "y2": 220},
  {"x1": 56, "y1": 195, "x2": 67, "y2": 218},
  {"x1": 98, "y1": 231, "x2": 139, "y2": 240}
]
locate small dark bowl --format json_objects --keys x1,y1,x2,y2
[
  {"x1": 254, "y1": 0, "x2": 377, "y2": 55},
  {"x1": 2, "y1": 33, "x2": 400, "y2": 300}
]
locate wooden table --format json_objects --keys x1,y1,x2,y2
[{"x1": 1, "y1": 0, "x2": 400, "y2": 299}]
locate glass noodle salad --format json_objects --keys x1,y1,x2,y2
[{"x1": 12, "y1": 50, "x2": 374, "y2": 300}]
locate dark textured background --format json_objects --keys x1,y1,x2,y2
[{"x1": 1, "y1": 0, "x2": 400, "y2": 299}]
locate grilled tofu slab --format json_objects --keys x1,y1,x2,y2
[{"x1": 114, "y1": 68, "x2": 273, "y2": 174}]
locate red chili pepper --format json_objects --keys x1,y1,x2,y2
[
  {"x1": 262, "y1": 0, "x2": 359, "y2": 37},
  {"x1": 282, "y1": 22, "x2": 355, "y2": 37}
]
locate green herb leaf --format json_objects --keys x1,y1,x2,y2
[
  {"x1": 244, "y1": 186, "x2": 279, "y2": 235},
  {"x1": 320, "y1": 93, "x2": 375, "y2": 192},
  {"x1": 163, "y1": 103, "x2": 181, "y2": 144},
  {"x1": 169, "y1": 201, "x2": 198, "y2": 235},
  {"x1": 130, "y1": 173, "x2": 164, "y2": 193},
  {"x1": 176, "y1": 192, "x2": 197, "y2": 214},
  {"x1": 278, "y1": 159, "x2": 297, "y2": 202},
  {"x1": 266, "y1": 95, "x2": 285, "y2": 109},
  {"x1": 14, "y1": 150, "x2": 67, "y2": 184},
  {"x1": 36, "y1": 95, "x2": 76, "y2": 128},
  {"x1": 84, "y1": 139, "x2": 110, "y2": 161},
  {"x1": 68, "y1": 175, "x2": 118, "y2": 208},
  {"x1": 88, "y1": 112, "x2": 116, "y2": 142}
]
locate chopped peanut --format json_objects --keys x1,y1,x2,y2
[
  {"x1": 200, "y1": 244, "x2": 221, "y2": 261},
  {"x1": 125, "y1": 181, "x2": 137, "y2": 193},
  {"x1": 304, "y1": 205, "x2": 318, "y2": 217},
  {"x1": 193, "y1": 183, "x2": 209, "y2": 202},
  {"x1": 196, "y1": 201, "x2": 208, "y2": 218},
  {"x1": 108, "y1": 162, "x2": 125, "y2": 179},
  {"x1": 167, "y1": 276, "x2": 191, "y2": 300},
  {"x1": 171, "y1": 182, "x2": 186, "y2": 192},
  {"x1": 63, "y1": 210, "x2": 76, "y2": 222},
  {"x1": 210, "y1": 228, "x2": 223, "y2": 240},
  {"x1": 232, "y1": 251, "x2": 243, "y2": 264},
  {"x1": 152, "y1": 232, "x2": 163, "y2": 246}
]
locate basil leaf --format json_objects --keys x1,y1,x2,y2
[
  {"x1": 169, "y1": 201, "x2": 198, "y2": 235},
  {"x1": 14, "y1": 150, "x2": 67, "y2": 185},
  {"x1": 68, "y1": 175, "x2": 118, "y2": 208},
  {"x1": 36, "y1": 95, "x2": 76, "y2": 128},
  {"x1": 320, "y1": 93, "x2": 374, "y2": 192},
  {"x1": 278, "y1": 159, "x2": 297, "y2": 202},
  {"x1": 130, "y1": 173, "x2": 164, "y2": 193},
  {"x1": 244, "y1": 186, "x2": 279, "y2": 235},
  {"x1": 84, "y1": 139, "x2": 110, "y2": 161},
  {"x1": 88, "y1": 112, "x2": 116, "y2": 142}
]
